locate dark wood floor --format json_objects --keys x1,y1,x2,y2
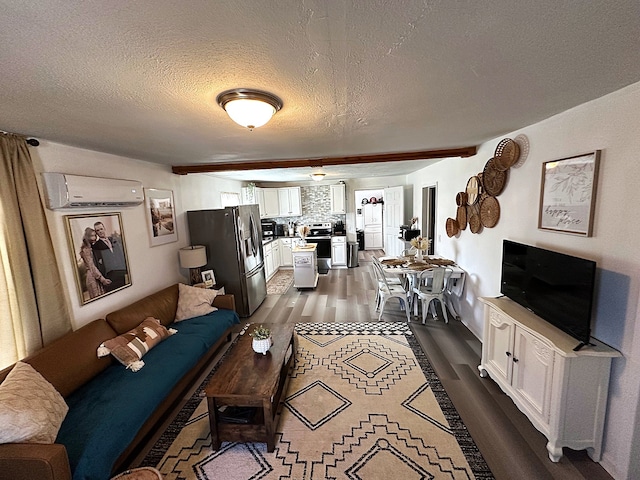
[{"x1": 133, "y1": 251, "x2": 614, "y2": 479}]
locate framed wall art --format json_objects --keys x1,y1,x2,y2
[
  {"x1": 145, "y1": 188, "x2": 177, "y2": 246},
  {"x1": 538, "y1": 151, "x2": 601, "y2": 236},
  {"x1": 65, "y1": 213, "x2": 131, "y2": 305}
]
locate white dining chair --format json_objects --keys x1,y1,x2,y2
[
  {"x1": 412, "y1": 267, "x2": 453, "y2": 324},
  {"x1": 372, "y1": 259, "x2": 411, "y2": 323}
]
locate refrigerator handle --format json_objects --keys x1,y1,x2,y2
[{"x1": 249, "y1": 211, "x2": 259, "y2": 257}]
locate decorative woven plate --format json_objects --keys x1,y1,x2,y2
[
  {"x1": 381, "y1": 258, "x2": 405, "y2": 266},
  {"x1": 456, "y1": 205, "x2": 467, "y2": 230},
  {"x1": 482, "y1": 158, "x2": 508, "y2": 197},
  {"x1": 407, "y1": 263, "x2": 435, "y2": 271},
  {"x1": 512, "y1": 134, "x2": 530, "y2": 168},
  {"x1": 429, "y1": 258, "x2": 455, "y2": 266},
  {"x1": 465, "y1": 176, "x2": 480, "y2": 205},
  {"x1": 479, "y1": 196, "x2": 500, "y2": 228},
  {"x1": 456, "y1": 191, "x2": 467, "y2": 206},
  {"x1": 446, "y1": 217, "x2": 459, "y2": 237},
  {"x1": 493, "y1": 138, "x2": 520, "y2": 171},
  {"x1": 468, "y1": 213, "x2": 482, "y2": 233}
]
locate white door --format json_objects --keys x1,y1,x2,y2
[{"x1": 384, "y1": 186, "x2": 403, "y2": 256}]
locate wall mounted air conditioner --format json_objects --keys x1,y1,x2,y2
[{"x1": 42, "y1": 172, "x2": 144, "y2": 209}]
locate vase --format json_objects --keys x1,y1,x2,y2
[
  {"x1": 252, "y1": 337, "x2": 272, "y2": 355},
  {"x1": 415, "y1": 249, "x2": 424, "y2": 262}
]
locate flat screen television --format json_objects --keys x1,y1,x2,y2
[{"x1": 500, "y1": 240, "x2": 596, "y2": 347}]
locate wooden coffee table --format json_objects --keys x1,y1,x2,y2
[{"x1": 205, "y1": 323, "x2": 296, "y2": 452}]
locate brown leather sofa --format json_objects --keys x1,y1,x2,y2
[{"x1": 0, "y1": 284, "x2": 237, "y2": 480}]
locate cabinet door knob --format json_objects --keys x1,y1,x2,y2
[
  {"x1": 506, "y1": 351, "x2": 512, "y2": 357},
  {"x1": 513, "y1": 357, "x2": 519, "y2": 363}
]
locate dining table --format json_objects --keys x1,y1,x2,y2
[{"x1": 378, "y1": 255, "x2": 466, "y2": 320}]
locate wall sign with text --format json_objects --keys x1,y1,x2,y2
[{"x1": 538, "y1": 151, "x2": 601, "y2": 237}]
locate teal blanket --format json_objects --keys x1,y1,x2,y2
[{"x1": 56, "y1": 309, "x2": 239, "y2": 480}]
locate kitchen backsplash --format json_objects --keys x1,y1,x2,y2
[{"x1": 269, "y1": 185, "x2": 346, "y2": 227}]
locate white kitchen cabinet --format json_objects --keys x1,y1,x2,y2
[
  {"x1": 330, "y1": 184, "x2": 346, "y2": 214},
  {"x1": 331, "y1": 236, "x2": 347, "y2": 266},
  {"x1": 363, "y1": 203, "x2": 382, "y2": 225},
  {"x1": 256, "y1": 187, "x2": 266, "y2": 217},
  {"x1": 264, "y1": 240, "x2": 275, "y2": 280},
  {"x1": 278, "y1": 187, "x2": 301, "y2": 216},
  {"x1": 280, "y1": 238, "x2": 293, "y2": 267},
  {"x1": 478, "y1": 297, "x2": 620, "y2": 463},
  {"x1": 364, "y1": 226, "x2": 383, "y2": 249},
  {"x1": 262, "y1": 189, "x2": 280, "y2": 218},
  {"x1": 272, "y1": 239, "x2": 281, "y2": 270}
]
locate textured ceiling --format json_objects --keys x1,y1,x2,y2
[{"x1": 1, "y1": 0, "x2": 640, "y2": 182}]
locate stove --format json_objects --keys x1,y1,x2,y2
[
  {"x1": 307, "y1": 222, "x2": 333, "y2": 240},
  {"x1": 306, "y1": 223, "x2": 332, "y2": 273}
]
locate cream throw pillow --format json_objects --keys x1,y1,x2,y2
[
  {"x1": 174, "y1": 283, "x2": 219, "y2": 322},
  {"x1": 0, "y1": 361, "x2": 69, "y2": 444}
]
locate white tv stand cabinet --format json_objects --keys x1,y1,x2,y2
[{"x1": 478, "y1": 297, "x2": 620, "y2": 462}]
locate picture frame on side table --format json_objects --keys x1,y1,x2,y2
[
  {"x1": 65, "y1": 212, "x2": 131, "y2": 305},
  {"x1": 201, "y1": 269, "x2": 215, "y2": 288},
  {"x1": 538, "y1": 151, "x2": 601, "y2": 237},
  {"x1": 145, "y1": 188, "x2": 177, "y2": 246}
]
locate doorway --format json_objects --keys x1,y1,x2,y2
[
  {"x1": 355, "y1": 189, "x2": 383, "y2": 250},
  {"x1": 421, "y1": 186, "x2": 436, "y2": 255}
]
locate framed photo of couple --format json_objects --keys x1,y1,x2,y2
[{"x1": 65, "y1": 213, "x2": 132, "y2": 305}]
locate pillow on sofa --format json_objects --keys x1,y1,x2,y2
[
  {"x1": 97, "y1": 317, "x2": 176, "y2": 372},
  {"x1": 175, "y1": 282, "x2": 219, "y2": 322},
  {"x1": 0, "y1": 361, "x2": 69, "y2": 444}
]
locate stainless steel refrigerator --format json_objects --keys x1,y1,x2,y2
[{"x1": 187, "y1": 205, "x2": 266, "y2": 317}]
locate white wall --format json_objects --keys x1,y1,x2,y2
[
  {"x1": 31, "y1": 142, "x2": 242, "y2": 330},
  {"x1": 410, "y1": 82, "x2": 640, "y2": 480}
]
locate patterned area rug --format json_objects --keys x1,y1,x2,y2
[
  {"x1": 266, "y1": 269, "x2": 294, "y2": 295},
  {"x1": 141, "y1": 322, "x2": 493, "y2": 479}
]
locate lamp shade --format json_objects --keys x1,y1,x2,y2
[
  {"x1": 225, "y1": 99, "x2": 276, "y2": 129},
  {"x1": 217, "y1": 89, "x2": 283, "y2": 130},
  {"x1": 179, "y1": 245, "x2": 207, "y2": 268}
]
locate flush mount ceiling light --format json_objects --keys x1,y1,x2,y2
[
  {"x1": 310, "y1": 172, "x2": 326, "y2": 181},
  {"x1": 216, "y1": 88, "x2": 283, "y2": 130}
]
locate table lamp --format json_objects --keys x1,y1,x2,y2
[{"x1": 179, "y1": 245, "x2": 207, "y2": 285}]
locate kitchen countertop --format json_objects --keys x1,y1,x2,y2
[
  {"x1": 263, "y1": 234, "x2": 344, "y2": 246},
  {"x1": 293, "y1": 243, "x2": 317, "y2": 252}
]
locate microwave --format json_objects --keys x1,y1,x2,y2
[
  {"x1": 399, "y1": 226, "x2": 420, "y2": 241},
  {"x1": 261, "y1": 220, "x2": 276, "y2": 238}
]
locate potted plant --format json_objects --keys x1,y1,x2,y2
[{"x1": 249, "y1": 324, "x2": 272, "y2": 355}]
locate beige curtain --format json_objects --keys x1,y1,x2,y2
[{"x1": 0, "y1": 133, "x2": 71, "y2": 369}]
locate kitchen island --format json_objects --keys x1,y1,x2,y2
[{"x1": 292, "y1": 243, "x2": 318, "y2": 289}]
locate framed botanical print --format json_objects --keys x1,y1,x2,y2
[
  {"x1": 145, "y1": 188, "x2": 177, "y2": 246},
  {"x1": 538, "y1": 151, "x2": 601, "y2": 236},
  {"x1": 65, "y1": 213, "x2": 131, "y2": 305}
]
